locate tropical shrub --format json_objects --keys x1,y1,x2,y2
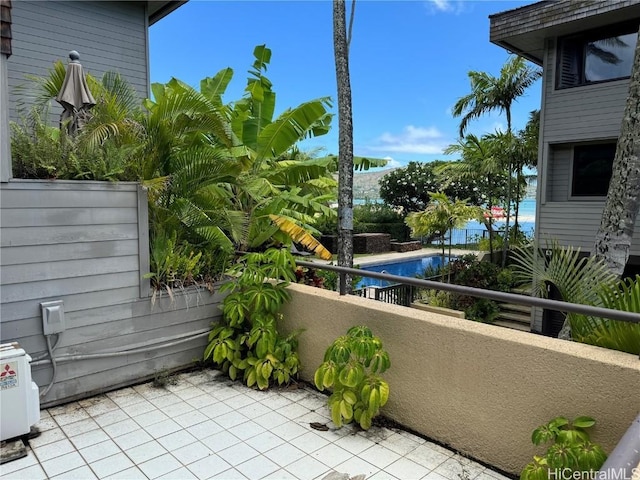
[
  {"x1": 379, "y1": 160, "x2": 488, "y2": 213},
  {"x1": 204, "y1": 249, "x2": 301, "y2": 389},
  {"x1": 314, "y1": 326, "x2": 390, "y2": 430},
  {"x1": 511, "y1": 241, "x2": 640, "y2": 354},
  {"x1": 521, "y1": 416, "x2": 607, "y2": 480}
]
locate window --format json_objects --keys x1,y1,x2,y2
[
  {"x1": 571, "y1": 143, "x2": 616, "y2": 197},
  {"x1": 556, "y1": 22, "x2": 638, "y2": 89}
]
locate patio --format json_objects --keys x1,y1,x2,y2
[{"x1": 2, "y1": 369, "x2": 510, "y2": 480}]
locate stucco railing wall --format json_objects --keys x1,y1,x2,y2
[
  {"x1": 0, "y1": 180, "x2": 223, "y2": 407},
  {"x1": 280, "y1": 283, "x2": 640, "y2": 475}
]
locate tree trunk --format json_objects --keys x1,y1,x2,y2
[
  {"x1": 501, "y1": 115, "x2": 514, "y2": 268},
  {"x1": 594, "y1": 26, "x2": 640, "y2": 277},
  {"x1": 333, "y1": 0, "x2": 354, "y2": 294}
]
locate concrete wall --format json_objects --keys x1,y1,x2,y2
[
  {"x1": 0, "y1": 179, "x2": 223, "y2": 407},
  {"x1": 280, "y1": 283, "x2": 640, "y2": 475}
]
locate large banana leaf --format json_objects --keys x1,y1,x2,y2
[
  {"x1": 200, "y1": 68, "x2": 233, "y2": 107},
  {"x1": 256, "y1": 98, "x2": 332, "y2": 162},
  {"x1": 269, "y1": 214, "x2": 332, "y2": 260}
]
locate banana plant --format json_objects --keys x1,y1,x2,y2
[{"x1": 314, "y1": 326, "x2": 391, "y2": 430}]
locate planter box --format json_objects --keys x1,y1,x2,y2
[
  {"x1": 410, "y1": 301, "x2": 466, "y2": 319},
  {"x1": 353, "y1": 233, "x2": 391, "y2": 254},
  {"x1": 390, "y1": 241, "x2": 422, "y2": 252}
]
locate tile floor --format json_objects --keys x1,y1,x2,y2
[{"x1": 1, "y1": 370, "x2": 511, "y2": 480}]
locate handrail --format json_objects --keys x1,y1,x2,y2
[
  {"x1": 295, "y1": 260, "x2": 640, "y2": 325},
  {"x1": 598, "y1": 413, "x2": 640, "y2": 480}
]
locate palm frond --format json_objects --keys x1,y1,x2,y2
[{"x1": 268, "y1": 214, "x2": 332, "y2": 260}]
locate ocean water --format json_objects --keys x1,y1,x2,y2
[{"x1": 465, "y1": 198, "x2": 536, "y2": 234}]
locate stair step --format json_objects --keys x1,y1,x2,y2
[
  {"x1": 497, "y1": 311, "x2": 531, "y2": 324},
  {"x1": 493, "y1": 319, "x2": 531, "y2": 332},
  {"x1": 499, "y1": 303, "x2": 531, "y2": 314}
]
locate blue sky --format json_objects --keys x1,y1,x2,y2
[{"x1": 149, "y1": 0, "x2": 540, "y2": 170}]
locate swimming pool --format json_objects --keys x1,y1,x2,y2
[{"x1": 356, "y1": 255, "x2": 452, "y2": 288}]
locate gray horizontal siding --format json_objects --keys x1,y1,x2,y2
[
  {"x1": 538, "y1": 202, "x2": 640, "y2": 256},
  {"x1": 542, "y1": 38, "x2": 629, "y2": 144},
  {"x1": 0, "y1": 179, "x2": 225, "y2": 407},
  {"x1": 547, "y1": 145, "x2": 571, "y2": 202},
  {"x1": 7, "y1": 0, "x2": 148, "y2": 121}
]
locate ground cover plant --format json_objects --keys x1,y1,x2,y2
[
  {"x1": 520, "y1": 416, "x2": 607, "y2": 480},
  {"x1": 204, "y1": 249, "x2": 301, "y2": 389},
  {"x1": 314, "y1": 326, "x2": 390, "y2": 430}
]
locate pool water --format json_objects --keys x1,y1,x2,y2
[{"x1": 356, "y1": 255, "x2": 451, "y2": 288}]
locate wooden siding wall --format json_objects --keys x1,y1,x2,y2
[
  {"x1": 538, "y1": 36, "x2": 638, "y2": 256},
  {"x1": 6, "y1": 0, "x2": 148, "y2": 121},
  {"x1": 0, "y1": 180, "x2": 223, "y2": 407}
]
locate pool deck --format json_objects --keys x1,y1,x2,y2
[{"x1": 303, "y1": 248, "x2": 481, "y2": 267}]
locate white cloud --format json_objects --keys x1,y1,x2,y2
[
  {"x1": 424, "y1": 0, "x2": 467, "y2": 15},
  {"x1": 366, "y1": 125, "x2": 450, "y2": 155}
]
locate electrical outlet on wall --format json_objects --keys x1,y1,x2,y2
[{"x1": 40, "y1": 300, "x2": 65, "y2": 335}]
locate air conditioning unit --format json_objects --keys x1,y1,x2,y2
[{"x1": 0, "y1": 342, "x2": 40, "y2": 441}]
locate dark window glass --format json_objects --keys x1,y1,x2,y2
[
  {"x1": 571, "y1": 144, "x2": 616, "y2": 197},
  {"x1": 556, "y1": 22, "x2": 639, "y2": 89},
  {"x1": 585, "y1": 32, "x2": 637, "y2": 82}
]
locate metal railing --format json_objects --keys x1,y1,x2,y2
[
  {"x1": 296, "y1": 260, "x2": 640, "y2": 326},
  {"x1": 353, "y1": 283, "x2": 417, "y2": 307}
]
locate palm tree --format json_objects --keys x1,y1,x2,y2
[
  {"x1": 594, "y1": 25, "x2": 640, "y2": 277},
  {"x1": 333, "y1": 0, "x2": 356, "y2": 293},
  {"x1": 406, "y1": 192, "x2": 482, "y2": 282},
  {"x1": 453, "y1": 55, "x2": 541, "y2": 266},
  {"x1": 441, "y1": 133, "x2": 508, "y2": 258}
]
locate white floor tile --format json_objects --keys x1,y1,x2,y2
[
  {"x1": 228, "y1": 420, "x2": 266, "y2": 440},
  {"x1": 60, "y1": 417, "x2": 100, "y2": 437},
  {"x1": 50, "y1": 404, "x2": 90, "y2": 426},
  {"x1": 34, "y1": 416, "x2": 58, "y2": 432},
  {"x1": 210, "y1": 467, "x2": 249, "y2": 479},
  {"x1": 244, "y1": 430, "x2": 286, "y2": 453},
  {"x1": 79, "y1": 439, "x2": 121, "y2": 463},
  {"x1": 433, "y1": 456, "x2": 485, "y2": 480},
  {"x1": 291, "y1": 431, "x2": 330, "y2": 454},
  {"x1": 368, "y1": 470, "x2": 400, "y2": 480},
  {"x1": 125, "y1": 440, "x2": 168, "y2": 464},
  {"x1": 0, "y1": 451, "x2": 38, "y2": 475},
  {"x1": 33, "y1": 438, "x2": 75, "y2": 462},
  {"x1": 29, "y1": 426, "x2": 66, "y2": 448},
  {"x1": 133, "y1": 409, "x2": 169, "y2": 428},
  {"x1": 217, "y1": 442, "x2": 260, "y2": 466},
  {"x1": 277, "y1": 403, "x2": 310, "y2": 420},
  {"x1": 89, "y1": 452, "x2": 134, "y2": 478},
  {"x1": 186, "y1": 394, "x2": 217, "y2": 409},
  {"x1": 113, "y1": 428, "x2": 153, "y2": 450},
  {"x1": 150, "y1": 393, "x2": 183, "y2": 409},
  {"x1": 383, "y1": 431, "x2": 423, "y2": 456},
  {"x1": 199, "y1": 402, "x2": 234, "y2": 419},
  {"x1": 237, "y1": 402, "x2": 272, "y2": 419},
  {"x1": 118, "y1": 398, "x2": 156, "y2": 417},
  {"x1": 103, "y1": 418, "x2": 140, "y2": 438},
  {"x1": 79, "y1": 395, "x2": 120, "y2": 417},
  {"x1": 93, "y1": 409, "x2": 129, "y2": 428},
  {"x1": 406, "y1": 443, "x2": 452, "y2": 470},
  {"x1": 285, "y1": 456, "x2": 330, "y2": 480},
  {"x1": 50, "y1": 464, "x2": 98, "y2": 480},
  {"x1": 172, "y1": 441, "x2": 213, "y2": 465},
  {"x1": 4, "y1": 464, "x2": 48, "y2": 480},
  {"x1": 311, "y1": 443, "x2": 353, "y2": 468},
  {"x1": 384, "y1": 457, "x2": 430, "y2": 480},
  {"x1": 423, "y1": 471, "x2": 453, "y2": 480},
  {"x1": 134, "y1": 383, "x2": 172, "y2": 400},
  {"x1": 333, "y1": 455, "x2": 380, "y2": 478},
  {"x1": 201, "y1": 430, "x2": 242, "y2": 453},
  {"x1": 138, "y1": 454, "x2": 183, "y2": 479},
  {"x1": 221, "y1": 393, "x2": 255, "y2": 409},
  {"x1": 259, "y1": 395, "x2": 293, "y2": 410},
  {"x1": 261, "y1": 469, "x2": 299, "y2": 480},
  {"x1": 104, "y1": 466, "x2": 149, "y2": 479},
  {"x1": 263, "y1": 442, "x2": 306, "y2": 468},
  {"x1": 156, "y1": 429, "x2": 197, "y2": 450},
  {"x1": 165, "y1": 401, "x2": 196, "y2": 417},
  {"x1": 174, "y1": 409, "x2": 209, "y2": 428},
  {"x1": 236, "y1": 455, "x2": 280, "y2": 479},
  {"x1": 334, "y1": 433, "x2": 376, "y2": 455},
  {"x1": 253, "y1": 412, "x2": 289, "y2": 430},
  {"x1": 185, "y1": 419, "x2": 224, "y2": 439},
  {"x1": 175, "y1": 387, "x2": 206, "y2": 401},
  {"x1": 215, "y1": 411, "x2": 250, "y2": 429},
  {"x1": 41, "y1": 451, "x2": 87, "y2": 477},
  {"x1": 69, "y1": 428, "x2": 110, "y2": 450},
  {"x1": 270, "y1": 421, "x2": 308, "y2": 442},
  {"x1": 157, "y1": 466, "x2": 199, "y2": 479},
  {"x1": 187, "y1": 453, "x2": 232, "y2": 479},
  {"x1": 144, "y1": 419, "x2": 183, "y2": 438},
  {"x1": 358, "y1": 443, "x2": 402, "y2": 469}
]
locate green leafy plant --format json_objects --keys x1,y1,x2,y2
[
  {"x1": 314, "y1": 326, "x2": 390, "y2": 430},
  {"x1": 521, "y1": 416, "x2": 607, "y2": 480},
  {"x1": 204, "y1": 248, "x2": 301, "y2": 390}
]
